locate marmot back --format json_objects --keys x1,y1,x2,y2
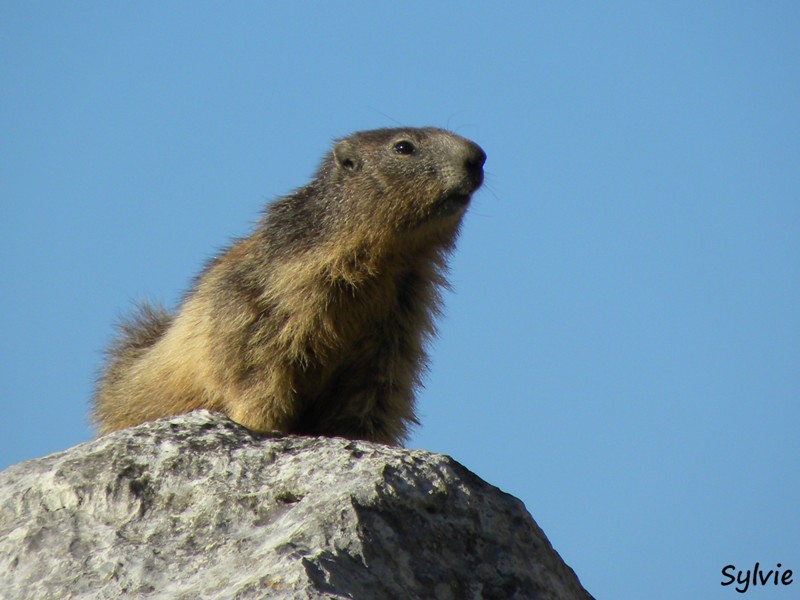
[{"x1": 93, "y1": 127, "x2": 486, "y2": 445}]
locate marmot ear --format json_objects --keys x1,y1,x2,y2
[{"x1": 333, "y1": 140, "x2": 362, "y2": 172}]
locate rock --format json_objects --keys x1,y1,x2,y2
[{"x1": 0, "y1": 411, "x2": 593, "y2": 599}]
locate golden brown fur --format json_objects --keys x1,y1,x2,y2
[{"x1": 93, "y1": 127, "x2": 485, "y2": 444}]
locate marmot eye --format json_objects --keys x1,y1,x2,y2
[{"x1": 393, "y1": 140, "x2": 415, "y2": 155}]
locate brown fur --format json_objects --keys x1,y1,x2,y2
[{"x1": 93, "y1": 127, "x2": 485, "y2": 444}]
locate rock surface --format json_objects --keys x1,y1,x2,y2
[{"x1": 0, "y1": 411, "x2": 593, "y2": 599}]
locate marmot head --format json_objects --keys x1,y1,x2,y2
[{"x1": 329, "y1": 128, "x2": 486, "y2": 237}]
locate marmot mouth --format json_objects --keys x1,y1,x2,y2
[{"x1": 434, "y1": 192, "x2": 472, "y2": 217}]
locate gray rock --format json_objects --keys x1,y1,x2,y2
[{"x1": 0, "y1": 411, "x2": 593, "y2": 599}]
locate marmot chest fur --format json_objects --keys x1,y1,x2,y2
[{"x1": 93, "y1": 127, "x2": 486, "y2": 445}]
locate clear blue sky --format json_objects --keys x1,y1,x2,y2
[{"x1": 2, "y1": 3, "x2": 798, "y2": 598}]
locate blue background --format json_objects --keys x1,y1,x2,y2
[{"x1": 2, "y1": 3, "x2": 798, "y2": 598}]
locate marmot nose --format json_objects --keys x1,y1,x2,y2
[{"x1": 464, "y1": 143, "x2": 486, "y2": 189}]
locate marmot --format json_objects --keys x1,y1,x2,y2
[{"x1": 93, "y1": 127, "x2": 486, "y2": 445}]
